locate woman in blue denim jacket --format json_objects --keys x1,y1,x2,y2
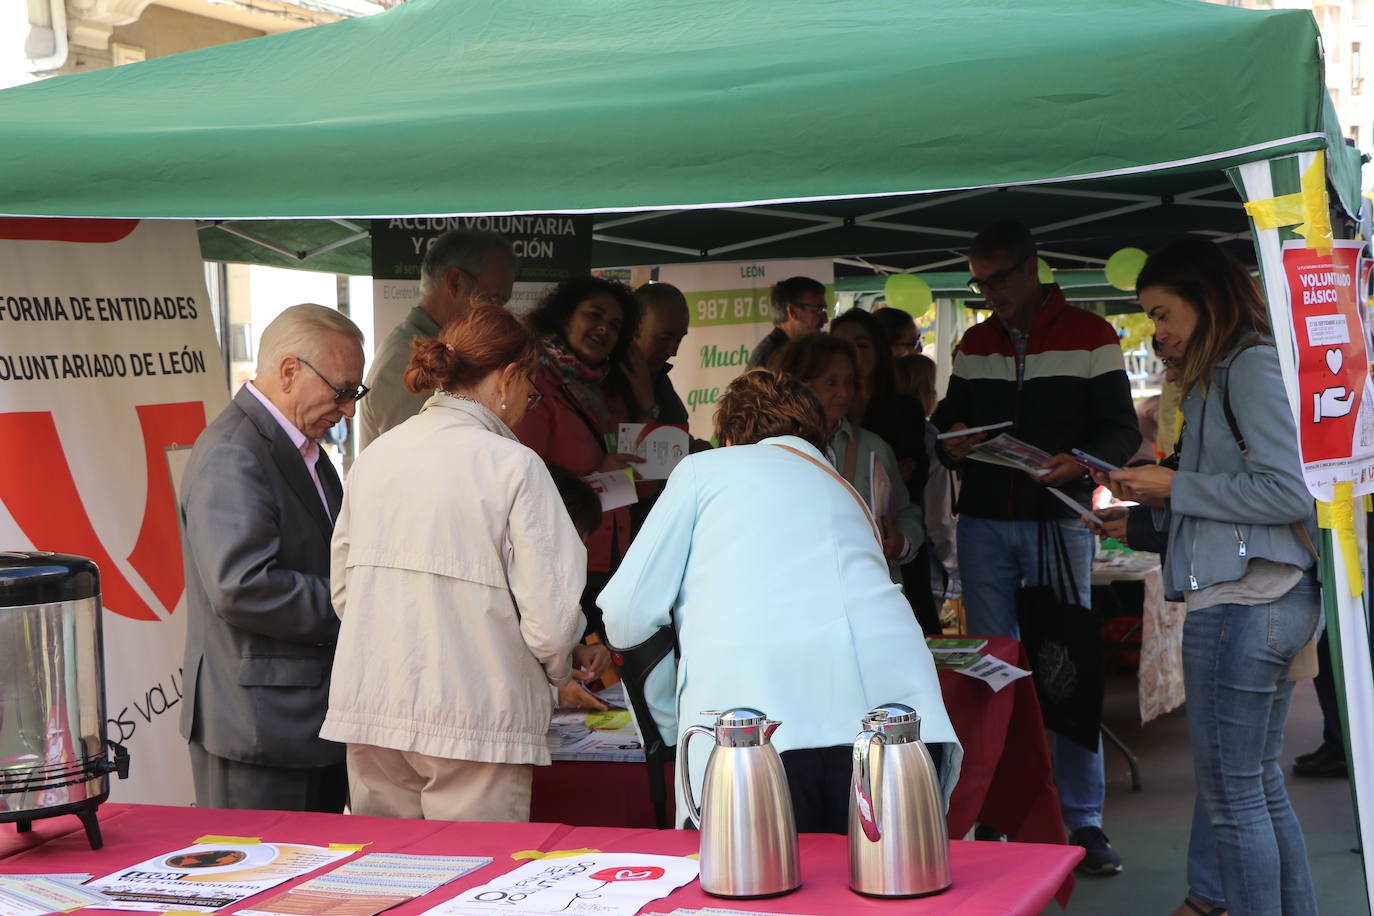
[{"x1": 1094, "y1": 239, "x2": 1320, "y2": 916}]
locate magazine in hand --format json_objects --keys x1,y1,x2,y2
[{"x1": 966, "y1": 433, "x2": 1052, "y2": 477}]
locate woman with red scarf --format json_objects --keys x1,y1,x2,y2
[{"x1": 517, "y1": 277, "x2": 654, "y2": 641}]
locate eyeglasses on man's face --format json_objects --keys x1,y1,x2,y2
[
  {"x1": 296, "y1": 356, "x2": 369, "y2": 403},
  {"x1": 967, "y1": 256, "x2": 1031, "y2": 296}
]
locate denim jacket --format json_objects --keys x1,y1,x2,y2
[{"x1": 1150, "y1": 340, "x2": 1317, "y2": 600}]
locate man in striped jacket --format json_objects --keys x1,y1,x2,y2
[{"x1": 932, "y1": 220, "x2": 1140, "y2": 876}]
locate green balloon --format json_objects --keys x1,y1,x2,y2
[
  {"x1": 1105, "y1": 247, "x2": 1149, "y2": 291},
  {"x1": 883, "y1": 273, "x2": 933, "y2": 318},
  {"x1": 1037, "y1": 257, "x2": 1054, "y2": 284}
]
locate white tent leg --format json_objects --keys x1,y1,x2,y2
[
  {"x1": 1236, "y1": 156, "x2": 1374, "y2": 915},
  {"x1": 933, "y1": 297, "x2": 963, "y2": 397}
]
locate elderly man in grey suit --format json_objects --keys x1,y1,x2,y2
[{"x1": 178, "y1": 303, "x2": 366, "y2": 811}]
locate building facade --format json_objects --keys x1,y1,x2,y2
[{"x1": 1207, "y1": 0, "x2": 1374, "y2": 152}]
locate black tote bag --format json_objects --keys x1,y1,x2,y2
[{"x1": 1015, "y1": 521, "x2": 1104, "y2": 751}]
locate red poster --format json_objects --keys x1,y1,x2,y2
[{"x1": 1282, "y1": 240, "x2": 1374, "y2": 497}]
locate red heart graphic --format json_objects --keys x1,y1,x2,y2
[{"x1": 590, "y1": 866, "x2": 665, "y2": 882}]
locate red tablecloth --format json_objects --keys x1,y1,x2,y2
[
  {"x1": 534, "y1": 635, "x2": 1065, "y2": 848},
  {"x1": 0, "y1": 804, "x2": 1081, "y2": 915},
  {"x1": 940, "y1": 636, "x2": 1064, "y2": 846}
]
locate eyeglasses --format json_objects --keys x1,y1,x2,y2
[
  {"x1": 296, "y1": 356, "x2": 369, "y2": 403},
  {"x1": 967, "y1": 256, "x2": 1031, "y2": 296}
]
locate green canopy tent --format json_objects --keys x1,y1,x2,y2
[
  {"x1": 0, "y1": 0, "x2": 1361, "y2": 273},
  {"x1": 1, "y1": 2, "x2": 1372, "y2": 904}
]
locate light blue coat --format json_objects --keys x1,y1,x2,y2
[{"x1": 598, "y1": 436, "x2": 962, "y2": 812}]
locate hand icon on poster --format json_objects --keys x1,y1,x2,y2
[{"x1": 1314, "y1": 386, "x2": 1355, "y2": 422}]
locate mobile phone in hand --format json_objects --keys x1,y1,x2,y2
[{"x1": 1070, "y1": 448, "x2": 1120, "y2": 474}]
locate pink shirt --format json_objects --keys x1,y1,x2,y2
[{"x1": 244, "y1": 381, "x2": 331, "y2": 518}]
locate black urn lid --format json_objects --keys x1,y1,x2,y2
[{"x1": 0, "y1": 552, "x2": 99, "y2": 606}]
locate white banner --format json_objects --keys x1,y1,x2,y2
[
  {"x1": 657, "y1": 258, "x2": 833, "y2": 440},
  {"x1": 0, "y1": 218, "x2": 227, "y2": 805}
]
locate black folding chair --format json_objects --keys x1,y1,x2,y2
[{"x1": 606, "y1": 625, "x2": 678, "y2": 829}]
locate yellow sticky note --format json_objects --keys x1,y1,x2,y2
[
  {"x1": 511, "y1": 847, "x2": 601, "y2": 860},
  {"x1": 193, "y1": 835, "x2": 260, "y2": 845},
  {"x1": 164, "y1": 910, "x2": 209, "y2": 916},
  {"x1": 328, "y1": 842, "x2": 370, "y2": 851}
]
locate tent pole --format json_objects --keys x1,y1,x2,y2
[{"x1": 1234, "y1": 155, "x2": 1374, "y2": 914}]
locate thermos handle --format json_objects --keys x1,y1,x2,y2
[
  {"x1": 853, "y1": 730, "x2": 885, "y2": 842},
  {"x1": 678, "y1": 724, "x2": 714, "y2": 829}
]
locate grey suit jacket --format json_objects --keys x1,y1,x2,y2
[{"x1": 178, "y1": 386, "x2": 345, "y2": 768}]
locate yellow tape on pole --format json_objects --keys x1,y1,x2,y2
[
  {"x1": 1317, "y1": 480, "x2": 1364, "y2": 595},
  {"x1": 1242, "y1": 151, "x2": 1333, "y2": 255}
]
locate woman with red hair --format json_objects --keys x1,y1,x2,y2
[{"x1": 323, "y1": 305, "x2": 608, "y2": 822}]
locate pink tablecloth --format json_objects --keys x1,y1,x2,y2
[
  {"x1": 0, "y1": 804, "x2": 1081, "y2": 915},
  {"x1": 536, "y1": 636, "x2": 1066, "y2": 850}
]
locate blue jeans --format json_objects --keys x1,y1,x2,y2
[
  {"x1": 957, "y1": 516, "x2": 1105, "y2": 831},
  {"x1": 1183, "y1": 578, "x2": 1321, "y2": 916}
]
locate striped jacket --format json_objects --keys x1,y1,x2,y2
[{"x1": 932, "y1": 287, "x2": 1140, "y2": 521}]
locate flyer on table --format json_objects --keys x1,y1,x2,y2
[
  {"x1": 238, "y1": 853, "x2": 491, "y2": 916},
  {"x1": 88, "y1": 842, "x2": 351, "y2": 912},
  {"x1": 424, "y1": 853, "x2": 698, "y2": 916},
  {"x1": 0, "y1": 876, "x2": 110, "y2": 916}
]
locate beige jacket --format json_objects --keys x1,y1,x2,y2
[{"x1": 321, "y1": 394, "x2": 587, "y2": 765}]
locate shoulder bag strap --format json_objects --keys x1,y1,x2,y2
[
  {"x1": 1051, "y1": 520, "x2": 1081, "y2": 604},
  {"x1": 1219, "y1": 339, "x2": 1262, "y2": 457},
  {"x1": 770, "y1": 443, "x2": 882, "y2": 547},
  {"x1": 1218, "y1": 346, "x2": 1319, "y2": 562},
  {"x1": 840, "y1": 430, "x2": 861, "y2": 483}
]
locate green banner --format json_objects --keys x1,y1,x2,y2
[{"x1": 685, "y1": 287, "x2": 774, "y2": 327}]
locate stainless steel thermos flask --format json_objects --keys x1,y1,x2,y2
[
  {"x1": 678, "y1": 707, "x2": 801, "y2": 898},
  {"x1": 849, "y1": 703, "x2": 951, "y2": 897}
]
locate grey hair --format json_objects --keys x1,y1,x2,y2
[
  {"x1": 256, "y1": 303, "x2": 364, "y2": 376},
  {"x1": 419, "y1": 230, "x2": 516, "y2": 294},
  {"x1": 769, "y1": 276, "x2": 826, "y2": 324}
]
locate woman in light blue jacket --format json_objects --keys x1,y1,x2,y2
[
  {"x1": 1095, "y1": 239, "x2": 1319, "y2": 916},
  {"x1": 599, "y1": 369, "x2": 959, "y2": 833}
]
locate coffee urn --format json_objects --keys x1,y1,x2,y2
[{"x1": 0, "y1": 552, "x2": 129, "y2": 848}]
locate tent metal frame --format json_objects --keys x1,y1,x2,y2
[{"x1": 194, "y1": 180, "x2": 1247, "y2": 275}]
